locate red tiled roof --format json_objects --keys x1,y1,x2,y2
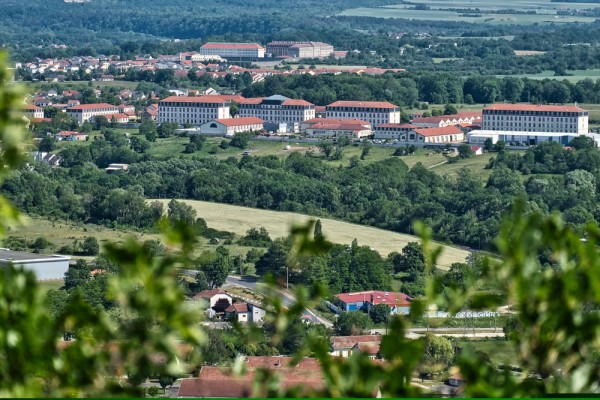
[
  {"x1": 192, "y1": 289, "x2": 230, "y2": 300},
  {"x1": 484, "y1": 104, "x2": 585, "y2": 113},
  {"x1": 159, "y1": 95, "x2": 231, "y2": 104},
  {"x1": 57, "y1": 130, "x2": 82, "y2": 136},
  {"x1": 225, "y1": 302, "x2": 249, "y2": 313},
  {"x1": 238, "y1": 97, "x2": 264, "y2": 105},
  {"x1": 335, "y1": 291, "x2": 411, "y2": 307},
  {"x1": 23, "y1": 105, "x2": 42, "y2": 111},
  {"x1": 308, "y1": 122, "x2": 370, "y2": 132},
  {"x1": 282, "y1": 99, "x2": 313, "y2": 106},
  {"x1": 356, "y1": 343, "x2": 380, "y2": 355},
  {"x1": 413, "y1": 125, "x2": 463, "y2": 137},
  {"x1": 327, "y1": 101, "x2": 399, "y2": 109},
  {"x1": 68, "y1": 103, "x2": 118, "y2": 110},
  {"x1": 178, "y1": 357, "x2": 324, "y2": 398},
  {"x1": 330, "y1": 335, "x2": 382, "y2": 351},
  {"x1": 304, "y1": 117, "x2": 371, "y2": 126},
  {"x1": 377, "y1": 123, "x2": 417, "y2": 129},
  {"x1": 215, "y1": 117, "x2": 264, "y2": 127},
  {"x1": 201, "y1": 42, "x2": 264, "y2": 50}
]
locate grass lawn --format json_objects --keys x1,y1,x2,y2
[
  {"x1": 152, "y1": 199, "x2": 470, "y2": 268},
  {"x1": 5, "y1": 215, "x2": 163, "y2": 251},
  {"x1": 430, "y1": 153, "x2": 495, "y2": 180},
  {"x1": 455, "y1": 339, "x2": 519, "y2": 367},
  {"x1": 39, "y1": 280, "x2": 64, "y2": 294}
]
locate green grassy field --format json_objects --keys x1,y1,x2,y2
[
  {"x1": 430, "y1": 154, "x2": 495, "y2": 180},
  {"x1": 152, "y1": 199, "x2": 471, "y2": 268},
  {"x1": 5, "y1": 216, "x2": 163, "y2": 250},
  {"x1": 497, "y1": 69, "x2": 600, "y2": 83}
]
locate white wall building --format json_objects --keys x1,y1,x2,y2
[
  {"x1": 199, "y1": 43, "x2": 265, "y2": 58},
  {"x1": 239, "y1": 95, "x2": 315, "y2": 133},
  {"x1": 23, "y1": 105, "x2": 44, "y2": 119},
  {"x1": 158, "y1": 95, "x2": 231, "y2": 126},
  {"x1": 66, "y1": 103, "x2": 119, "y2": 124},
  {"x1": 482, "y1": 104, "x2": 588, "y2": 134},
  {"x1": 467, "y1": 130, "x2": 600, "y2": 147},
  {"x1": 200, "y1": 117, "x2": 264, "y2": 137},
  {"x1": 0, "y1": 249, "x2": 70, "y2": 281},
  {"x1": 304, "y1": 120, "x2": 372, "y2": 139},
  {"x1": 325, "y1": 101, "x2": 400, "y2": 128}
]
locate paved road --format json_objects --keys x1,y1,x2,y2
[
  {"x1": 370, "y1": 327, "x2": 504, "y2": 339},
  {"x1": 223, "y1": 275, "x2": 334, "y2": 328}
]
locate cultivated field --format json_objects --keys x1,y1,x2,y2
[
  {"x1": 339, "y1": 0, "x2": 600, "y2": 25},
  {"x1": 153, "y1": 199, "x2": 471, "y2": 268}
]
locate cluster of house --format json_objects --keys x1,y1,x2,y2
[{"x1": 17, "y1": 46, "x2": 403, "y2": 85}]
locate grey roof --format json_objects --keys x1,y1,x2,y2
[
  {"x1": 0, "y1": 249, "x2": 71, "y2": 263},
  {"x1": 264, "y1": 94, "x2": 289, "y2": 101}
]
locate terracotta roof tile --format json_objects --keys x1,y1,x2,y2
[
  {"x1": 327, "y1": 101, "x2": 399, "y2": 109},
  {"x1": 484, "y1": 104, "x2": 585, "y2": 113}
]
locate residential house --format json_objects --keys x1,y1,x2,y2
[
  {"x1": 335, "y1": 291, "x2": 412, "y2": 315},
  {"x1": 199, "y1": 116, "x2": 264, "y2": 137},
  {"x1": 330, "y1": 335, "x2": 382, "y2": 358},
  {"x1": 31, "y1": 151, "x2": 61, "y2": 167},
  {"x1": 55, "y1": 131, "x2": 88, "y2": 141},
  {"x1": 177, "y1": 357, "x2": 325, "y2": 398},
  {"x1": 193, "y1": 289, "x2": 233, "y2": 312},
  {"x1": 224, "y1": 302, "x2": 266, "y2": 323}
]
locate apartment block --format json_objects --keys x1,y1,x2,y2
[
  {"x1": 325, "y1": 101, "x2": 401, "y2": 127},
  {"x1": 66, "y1": 103, "x2": 119, "y2": 124},
  {"x1": 199, "y1": 43, "x2": 265, "y2": 59},
  {"x1": 158, "y1": 96, "x2": 231, "y2": 125},
  {"x1": 239, "y1": 95, "x2": 315, "y2": 133},
  {"x1": 266, "y1": 41, "x2": 334, "y2": 58},
  {"x1": 482, "y1": 104, "x2": 588, "y2": 134}
]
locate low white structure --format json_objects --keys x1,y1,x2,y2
[
  {"x1": 303, "y1": 118, "x2": 372, "y2": 139},
  {"x1": 0, "y1": 249, "x2": 70, "y2": 281},
  {"x1": 66, "y1": 103, "x2": 120, "y2": 124},
  {"x1": 225, "y1": 302, "x2": 265, "y2": 323},
  {"x1": 105, "y1": 163, "x2": 129, "y2": 172},
  {"x1": 467, "y1": 130, "x2": 600, "y2": 147},
  {"x1": 200, "y1": 117, "x2": 264, "y2": 137}
]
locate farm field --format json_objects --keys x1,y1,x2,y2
[
  {"x1": 339, "y1": 7, "x2": 597, "y2": 25},
  {"x1": 339, "y1": 0, "x2": 600, "y2": 25},
  {"x1": 152, "y1": 199, "x2": 471, "y2": 269},
  {"x1": 497, "y1": 69, "x2": 600, "y2": 83}
]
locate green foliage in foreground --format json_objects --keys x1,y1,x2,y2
[{"x1": 2, "y1": 52, "x2": 600, "y2": 397}]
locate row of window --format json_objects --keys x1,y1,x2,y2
[
  {"x1": 487, "y1": 116, "x2": 579, "y2": 122},
  {"x1": 484, "y1": 110, "x2": 587, "y2": 117},
  {"x1": 326, "y1": 108, "x2": 401, "y2": 113}
]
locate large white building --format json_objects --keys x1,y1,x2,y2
[
  {"x1": 482, "y1": 104, "x2": 588, "y2": 134},
  {"x1": 266, "y1": 41, "x2": 334, "y2": 58},
  {"x1": 0, "y1": 249, "x2": 70, "y2": 281},
  {"x1": 199, "y1": 43, "x2": 265, "y2": 59},
  {"x1": 325, "y1": 101, "x2": 401, "y2": 128},
  {"x1": 66, "y1": 103, "x2": 119, "y2": 124},
  {"x1": 467, "y1": 130, "x2": 600, "y2": 147},
  {"x1": 158, "y1": 96, "x2": 231, "y2": 126},
  {"x1": 239, "y1": 95, "x2": 315, "y2": 133}
]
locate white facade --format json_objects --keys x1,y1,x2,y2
[
  {"x1": 239, "y1": 95, "x2": 315, "y2": 133},
  {"x1": 23, "y1": 105, "x2": 44, "y2": 119},
  {"x1": 158, "y1": 96, "x2": 231, "y2": 126},
  {"x1": 325, "y1": 101, "x2": 400, "y2": 127},
  {"x1": 200, "y1": 43, "x2": 265, "y2": 58},
  {"x1": 482, "y1": 104, "x2": 588, "y2": 134},
  {"x1": 0, "y1": 249, "x2": 70, "y2": 281},
  {"x1": 373, "y1": 124, "x2": 417, "y2": 140},
  {"x1": 467, "y1": 130, "x2": 600, "y2": 147},
  {"x1": 66, "y1": 103, "x2": 119, "y2": 124}
]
